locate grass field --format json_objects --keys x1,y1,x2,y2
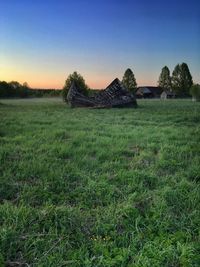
[{"x1": 0, "y1": 98, "x2": 200, "y2": 266}]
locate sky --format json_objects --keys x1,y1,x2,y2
[{"x1": 0, "y1": 0, "x2": 200, "y2": 89}]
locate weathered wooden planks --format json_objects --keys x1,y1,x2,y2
[{"x1": 67, "y1": 78, "x2": 137, "y2": 108}]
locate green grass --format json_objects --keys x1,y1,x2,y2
[{"x1": 0, "y1": 98, "x2": 200, "y2": 266}]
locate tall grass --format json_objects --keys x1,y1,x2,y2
[{"x1": 0, "y1": 98, "x2": 200, "y2": 266}]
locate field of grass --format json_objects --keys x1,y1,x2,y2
[{"x1": 0, "y1": 98, "x2": 200, "y2": 266}]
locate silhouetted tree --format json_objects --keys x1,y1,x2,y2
[
  {"x1": 172, "y1": 63, "x2": 193, "y2": 96},
  {"x1": 8, "y1": 81, "x2": 22, "y2": 97},
  {"x1": 21, "y1": 82, "x2": 30, "y2": 97},
  {"x1": 62, "y1": 71, "x2": 89, "y2": 102},
  {"x1": 122, "y1": 68, "x2": 137, "y2": 93},
  {"x1": 0, "y1": 81, "x2": 10, "y2": 97},
  {"x1": 158, "y1": 66, "x2": 171, "y2": 90}
]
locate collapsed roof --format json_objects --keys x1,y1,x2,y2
[{"x1": 67, "y1": 78, "x2": 137, "y2": 108}]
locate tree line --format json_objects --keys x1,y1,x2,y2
[
  {"x1": 158, "y1": 63, "x2": 200, "y2": 100},
  {"x1": 62, "y1": 64, "x2": 200, "y2": 101},
  {"x1": 158, "y1": 63, "x2": 193, "y2": 96},
  {"x1": 121, "y1": 63, "x2": 197, "y2": 97},
  {"x1": 1, "y1": 63, "x2": 200, "y2": 100},
  {"x1": 0, "y1": 81, "x2": 62, "y2": 98}
]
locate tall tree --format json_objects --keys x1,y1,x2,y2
[
  {"x1": 62, "y1": 71, "x2": 89, "y2": 102},
  {"x1": 172, "y1": 63, "x2": 193, "y2": 96},
  {"x1": 122, "y1": 68, "x2": 137, "y2": 93},
  {"x1": 180, "y1": 63, "x2": 193, "y2": 95},
  {"x1": 171, "y1": 64, "x2": 181, "y2": 94},
  {"x1": 158, "y1": 66, "x2": 171, "y2": 90}
]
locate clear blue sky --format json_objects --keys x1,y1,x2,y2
[{"x1": 0, "y1": 0, "x2": 200, "y2": 88}]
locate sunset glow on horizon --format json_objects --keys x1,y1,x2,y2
[{"x1": 1, "y1": 0, "x2": 200, "y2": 89}]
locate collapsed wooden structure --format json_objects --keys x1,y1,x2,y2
[{"x1": 67, "y1": 78, "x2": 137, "y2": 108}]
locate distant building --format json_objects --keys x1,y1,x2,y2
[
  {"x1": 136, "y1": 86, "x2": 163, "y2": 98},
  {"x1": 160, "y1": 90, "x2": 176, "y2": 100}
]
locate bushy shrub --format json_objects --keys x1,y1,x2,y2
[{"x1": 190, "y1": 84, "x2": 200, "y2": 101}]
